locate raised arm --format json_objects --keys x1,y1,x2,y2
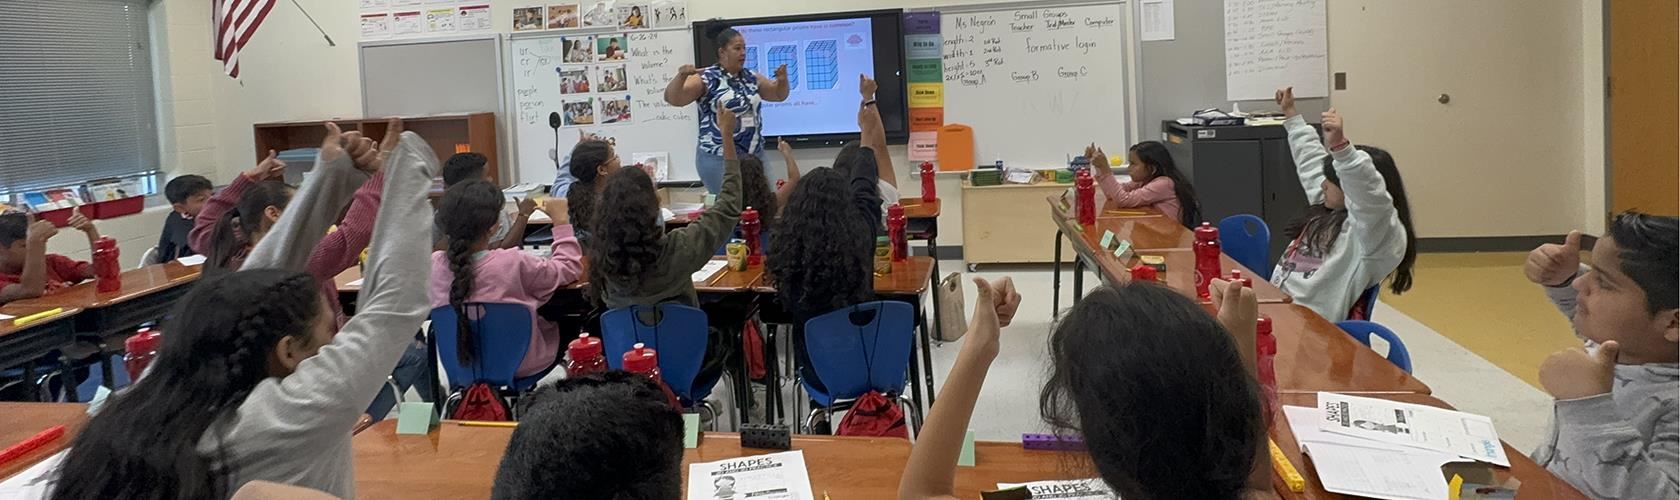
[
  {"x1": 1321, "y1": 110, "x2": 1404, "y2": 261},
  {"x1": 1276, "y1": 87, "x2": 1328, "y2": 204},
  {"x1": 668, "y1": 102, "x2": 744, "y2": 270},
  {"x1": 774, "y1": 140, "x2": 799, "y2": 214},
  {"x1": 851, "y1": 147, "x2": 884, "y2": 234},
  {"x1": 0, "y1": 220, "x2": 55, "y2": 303},
  {"x1": 190, "y1": 152, "x2": 285, "y2": 257},
  {"x1": 521, "y1": 197, "x2": 587, "y2": 296},
  {"x1": 758, "y1": 65, "x2": 792, "y2": 102},
  {"x1": 244, "y1": 123, "x2": 379, "y2": 272},
  {"x1": 663, "y1": 65, "x2": 705, "y2": 106},
  {"x1": 248, "y1": 130, "x2": 438, "y2": 433},
  {"x1": 498, "y1": 198, "x2": 538, "y2": 249},
  {"x1": 857, "y1": 75, "x2": 896, "y2": 188},
  {"x1": 1209, "y1": 278, "x2": 1278, "y2": 498},
  {"x1": 65, "y1": 213, "x2": 100, "y2": 280}
]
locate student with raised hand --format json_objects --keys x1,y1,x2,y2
[
  {"x1": 490, "y1": 372, "x2": 684, "y2": 500},
  {"x1": 0, "y1": 213, "x2": 97, "y2": 304},
  {"x1": 436, "y1": 152, "x2": 536, "y2": 251},
  {"x1": 827, "y1": 75, "x2": 899, "y2": 211},
  {"x1": 1524, "y1": 213, "x2": 1678, "y2": 499},
  {"x1": 1270, "y1": 86, "x2": 1418, "y2": 321},
  {"x1": 899, "y1": 279, "x2": 1277, "y2": 500},
  {"x1": 51, "y1": 122, "x2": 438, "y2": 499},
  {"x1": 432, "y1": 180, "x2": 584, "y2": 379},
  {"x1": 1084, "y1": 141, "x2": 1203, "y2": 227}
]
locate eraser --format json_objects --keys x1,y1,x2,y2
[
  {"x1": 683, "y1": 413, "x2": 701, "y2": 449},
  {"x1": 396, "y1": 402, "x2": 439, "y2": 435},
  {"x1": 958, "y1": 429, "x2": 976, "y2": 467}
]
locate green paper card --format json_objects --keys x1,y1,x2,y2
[
  {"x1": 1112, "y1": 239, "x2": 1133, "y2": 259},
  {"x1": 396, "y1": 402, "x2": 439, "y2": 435},
  {"x1": 1099, "y1": 230, "x2": 1116, "y2": 248},
  {"x1": 683, "y1": 413, "x2": 701, "y2": 448},
  {"x1": 958, "y1": 429, "x2": 976, "y2": 467}
]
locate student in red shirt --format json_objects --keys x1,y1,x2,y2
[{"x1": 0, "y1": 211, "x2": 99, "y2": 303}]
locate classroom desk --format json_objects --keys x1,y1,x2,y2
[
  {"x1": 0, "y1": 306, "x2": 83, "y2": 379},
  {"x1": 333, "y1": 259, "x2": 765, "y2": 296},
  {"x1": 352, "y1": 420, "x2": 1086, "y2": 499},
  {"x1": 899, "y1": 198, "x2": 947, "y2": 345},
  {"x1": 0, "y1": 403, "x2": 87, "y2": 482},
  {"x1": 9, "y1": 261, "x2": 201, "y2": 339},
  {"x1": 1255, "y1": 304, "x2": 1431, "y2": 394},
  {"x1": 1271, "y1": 392, "x2": 1584, "y2": 499}
]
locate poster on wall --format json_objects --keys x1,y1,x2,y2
[
  {"x1": 425, "y1": 7, "x2": 456, "y2": 33},
  {"x1": 600, "y1": 95, "x2": 632, "y2": 124},
  {"x1": 360, "y1": 13, "x2": 392, "y2": 39},
  {"x1": 581, "y1": 1, "x2": 615, "y2": 27},
  {"x1": 457, "y1": 5, "x2": 491, "y2": 32},
  {"x1": 548, "y1": 4, "x2": 580, "y2": 29},
  {"x1": 512, "y1": 6, "x2": 545, "y2": 32},
  {"x1": 558, "y1": 67, "x2": 592, "y2": 94},
  {"x1": 562, "y1": 36, "x2": 595, "y2": 64},
  {"x1": 563, "y1": 98, "x2": 597, "y2": 126},
  {"x1": 597, "y1": 64, "x2": 628, "y2": 92},
  {"x1": 392, "y1": 0, "x2": 425, "y2": 7},
  {"x1": 616, "y1": 3, "x2": 649, "y2": 30},
  {"x1": 391, "y1": 11, "x2": 424, "y2": 36},
  {"x1": 650, "y1": 0, "x2": 686, "y2": 28},
  {"x1": 595, "y1": 34, "x2": 628, "y2": 62}
]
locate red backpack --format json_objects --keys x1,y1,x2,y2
[
  {"x1": 450, "y1": 383, "x2": 511, "y2": 421},
  {"x1": 834, "y1": 390, "x2": 908, "y2": 439}
]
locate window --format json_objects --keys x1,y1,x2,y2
[{"x1": 0, "y1": 0, "x2": 160, "y2": 196}]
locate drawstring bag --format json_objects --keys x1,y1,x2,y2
[
  {"x1": 835, "y1": 390, "x2": 908, "y2": 439},
  {"x1": 935, "y1": 273, "x2": 968, "y2": 342},
  {"x1": 450, "y1": 383, "x2": 511, "y2": 421},
  {"x1": 743, "y1": 319, "x2": 767, "y2": 381}
]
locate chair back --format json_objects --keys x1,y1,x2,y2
[
  {"x1": 1349, "y1": 285, "x2": 1380, "y2": 321},
  {"x1": 1217, "y1": 214, "x2": 1272, "y2": 280},
  {"x1": 601, "y1": 304, "x2": 712, "y2": 403},
  {"x1": 1336, "y1": 320, "x2": 1412, "y2": 373},
  {"x1": 801, "y1": 301, "x2": 916, "y2": 407},
  {"x1": 430, "y1": 303, "x2": 536, "y2": 388}
]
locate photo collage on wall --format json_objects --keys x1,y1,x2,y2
[
  {"x1": 513, "y1": 0, "x2": 686, "y2": 33},
  {"x1": 553, "y1": 32, "x2": 639, "y2": 127}
]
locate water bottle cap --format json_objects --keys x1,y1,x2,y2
[
  {"x1": 568, "y1": 333, "x2": 602, "y2": 358},
  {"x1": 623, "y1": 343, "x2": 658, "y2": 373},
  {"x1": 1257, "y1": 315, "x2": 1273, "y2": 334},
  {"x1": 125, "y1": 328, "x2": 162, "y2": 353},
  {"x1": 888, "y1": 203, "x2": 904, "y2": 217}
]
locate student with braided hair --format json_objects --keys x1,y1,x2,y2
[{"x1": 50, "y1": 122, "x2": 438, "y2": 499}]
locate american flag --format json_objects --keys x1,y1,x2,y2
[{"x1": 213, "y1": 0, "x2": 276, "y2": 78}]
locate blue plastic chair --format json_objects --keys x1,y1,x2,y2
[
  {"x1": 601, "y1": 304, "x2": 717, "y2": 407},
  {"x1": 430, "y1": 304, "x2": 552, "y2": 392},
  {"x1": 1218, "y1": 214, "x2": 1272, "y2": 281},
  {"x1": 1336, "y1": 320, "x2": 1412, "y2": 373},
  {"x1": 799, "y1": 301, "x2": 921, "y2": 435}
]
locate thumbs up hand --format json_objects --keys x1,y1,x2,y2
[
  {"x1": 1539, "y1": 341, "x2": 1620, "y2": 400},
  {"x1": 1525, "y1": 230, "x2": 1583, "y2": 287}
]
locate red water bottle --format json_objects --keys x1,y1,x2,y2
[
  {"x1": 1129, "y1": 264, "x2": 1157, "y2": 282},
  {"x1": 623, "y1": 342, "x2": 681, "y2": 409},
  {"x1": 1256, "y1": 315, "x2": 1278, "y2": 425},
  {"x1": 887, "y1": 203, "x2": 908, "y2": 262},
  {"x1": 565, "y1": 333, "x2": 607, "y2": 377},
  {"x1": 1075, "y1": 169, "x2": 1096, "y2": 228},
  {"x1": 93, "y1": 236, "x2": 121, "y2": 293},
  {"x1": 1193, "y1": 223, "x2": 1220, "y2": 299},
  {"x1": 1230, "y1": 270, "x2": 1253, "y2": 287},
  {"x1": 919, "y1": 161, "x2": 937, "y2": 202},
  {"x1": 741, "y1": 207, "x2": 762, "y2": 265},
  {"x1": 123, "y1": 327, "x2": 161, "y2": 381}
]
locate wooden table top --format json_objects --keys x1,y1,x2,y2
[
  {"x1": 899, "y1": 197, "x2": 941, "y2": 219},
  {"x1": 1255, "y1": 303, "x2": 1431, "y2": 394},
  {"x1": 0, "y1": 403, "x2": 87, "y2": 481},
  {"x1": 0, "y1": 305, "x2": 83, "y2": 338},
  {"x1": 1271, "y1": 392, "x2": 1584, "y2": 500},
  {"x1": 8, "y1": 261, "x2": 200, "y2": 310},
  {"x1": 335, "y1": 258, "x2": 767, "y2": 295},
  {"x1": 753, "y1": 256, "x2": 935, "y2": 297},
  {"x1": 1146, "y1": 249, "x2": 1292, "y2": 304},
  {"x1": 352, "y1": 421, "x2": 1087, "y2": 499}
]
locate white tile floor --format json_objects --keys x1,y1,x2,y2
[{"x1": 438, "y1": 260, "x2": 1553, "y2": 453}]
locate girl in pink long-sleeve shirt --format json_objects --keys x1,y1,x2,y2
[
  {"x1": 430, "y1": 180, "x2": 584, "y2": 377},
  {"x1": 1087, "y1": 141, "x2": 1203, "y2": 228}
]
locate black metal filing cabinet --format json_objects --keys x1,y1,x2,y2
[{"x1": 1160, "y1": 121, "x2": 1312, "y2": 265}]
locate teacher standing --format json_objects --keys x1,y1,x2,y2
[{"x1": 664, "y1": 23, "x2": 791, "y2": 194}]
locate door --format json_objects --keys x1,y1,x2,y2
[
  {"x1": 1608, "y1": 0, "x2": 1678, "y2": 216},
  {"x1": 1325, "y1": 1, "x2": 1589, "y2": 237}
]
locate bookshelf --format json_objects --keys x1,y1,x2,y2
[{"x1": 252, "y1": 113, "x2": 499, "y2": 185}]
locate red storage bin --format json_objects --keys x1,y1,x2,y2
[
  {"x1": 35, "y1": 207, "x2": 76, "y2": 227},
  {"x1": 85, "y1": 196, "x2": 144, "y2": 219}
]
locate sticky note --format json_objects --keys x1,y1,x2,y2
[
  {"x1": 1098, "y1": 230, "x2": 1115, "y2": 248},
  {"x1": 396, "y1": 402, "x2": 439, "y2": 435},
  {"x1": 703, "y1": 194, "x2": 717, "y2": 208},
  {"x1": 958, "y1": 429, "x2": 976, "y2": 466},
  {"x1": 683, "y1": 413, "x2": 701, "y2": 448},
  {"x1": 1112, "y1": 239, "x2": 1133, "y2": 259}
]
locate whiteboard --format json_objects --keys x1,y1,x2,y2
[
  {"x1": 360, "y1": 35, "x2": 504, "y2": 118},
  {"x1": 507, "y1": 28, "x2": 699, "y2": 184},
  {"x1": 1222, "y1": 0, "x2": 1328, "y2": 101},
  {"x1": 939, "y1": 2, "x2": 1128, "y2": 169}
]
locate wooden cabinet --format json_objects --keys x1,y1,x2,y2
[
  {"x1": 252, "y1": 112, "x2": 500, "y2": 185},
  {"x1": 962, "y1": 182, "x2": 1076, "y2": 265}
]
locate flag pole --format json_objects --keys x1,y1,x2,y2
[{"x1": 290, "y1": 0, "x2": 336, "y2": 47}]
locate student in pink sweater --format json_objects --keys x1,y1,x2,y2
[
  {"x1": 1085, "y1": 141, "x2": 1204, "y2": 228},
  {"x1": 430, "y1": 180, "x2": 584, "y2": 377}
]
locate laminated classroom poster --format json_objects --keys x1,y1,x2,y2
[
  {"x1": 599, "y1": 95, "x2": 632, "y2": 125},
  {"x1": 632, "y1": 152, "x2": 669, "y2": 182},
  {"x1": 360, "y1": 0, "x2": 391, "y2": 10},
  {"x1": 616, "y1": 2, "x2": 649, "y2": 30},
  {"x1": 512, "y1": 6, "x2": 545, "y2": 32},
  {"x1": 995, "y1": 479, "x2": 1117, "y2": 499},
  {"x1": 650, "y1": 0, "x2": 686, "y2": 28},
  {"x1": 456, "y1": 5, "x2": 491, "y2": 32},
  {"x1": 1318, "y1": 392, "x2": 1509, "y2": 467},
  {"x1": 547, "y1": 4, "x2": 580, "y2": 29},
  {"x1": 391, "y1": 10, "x2": 424, "y2": 36},
  {"x1": 562, "y1": 98, "x2": 597, "y2": 127},
  {"x1": 360, "y1": 13, "x2": 392, "y2": 39},
  {"x1": 686, "y1": 450, "x2": 815, "y2": 500},
  {"x1": 424, "y1": 7, "x2": 456, "y2": 33},
  {"x1": 580, "y1": 0, "x2": 615, "y2": 27}
]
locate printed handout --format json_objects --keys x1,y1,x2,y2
[
  {"x1": 1318, "y1": 392, "x2": 1509, "y2": 467},
  {"x1": 686, "y1": 450, "x2": 815, "y2": 500}
]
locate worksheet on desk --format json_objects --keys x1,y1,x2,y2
[
  {"x1": 0, "y1": 449, "x2": 66, "y2": 497},
  {"x1": 997, "y1": 479, "x2": 1116, "y2": 499},
  {"x1": 691, "y1": 260, "x2": 728, "y2": 283},
  {"x1": 1317, "y1": 392, "x2": 1509, "y2": 467},
  {"x1": 1285, "y1": 405, "x2": 1459, "y2": 500},
  {"x1": 686, "y1": 450, "x2": 814, "y2": 500}
]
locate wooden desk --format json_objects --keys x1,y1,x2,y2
[
  {"x1": 900, "y1": 197, "x2": 941, "y2": 220},
  {"x1": 335, "y1": 258, "x2": 764, "y2": 296},
  {"x1": 9, "y1": 261, "x2": 201, "y2": 338},
  {"x1": 1146, "y1": 249, "x2": 1292, "y2": 304},
  {"x1": 752, "y1": 256, "x2": 935, "y2": 297},
  {"x1": 353, "y1": 421, "x2": 1086, "y2": 499},
  {"x1": 1257, "y1": 304, "x2": 1431, "y2": 394},
  {"x1": 0, "y1": 306, "x2": 82, "y2": 374},
  {"x1": 1272, "y1": 393, "x2": 1583, "y2": 499},
  {"x1": 0, "y1": 403, "x2": 87, "y2": 481},
  {"x1": 1079, "y1": 215, "x2": 1196, "y2": 251}
]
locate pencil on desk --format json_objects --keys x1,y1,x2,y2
[
  {"x1": 1268, "y1": 438, "x2": 1305, "y2": 492},
  {"x1": 11, "y1": 308, "x2": 64, "y2": 327},
  {"x1": 457, "y1": 421, "x2": 519, "y2": 428}
]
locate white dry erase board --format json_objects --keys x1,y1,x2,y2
[
  {"x1": 507, "y1": 27, "x2": 700, "y2": 184},
  {"x1": 938, "y1": 1, "x2": 1130, "y2": 169}
]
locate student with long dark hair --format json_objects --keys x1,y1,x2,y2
[
  {"x1": 1086, "y1": 140, "x2": 1203, "y2": 227},
  {"x1": 899, "y1": 279, "x2": 1275, "y2": 500},
  {"x1": 564, "y1": 139, "x2": 621, "y2": 241},
  {"x1": 1272, "y1": 86, "x2": 1417, "y2": 321},
  {"x1": 431, "y1": 179, "x2": 583, "y2": 377},
  {"x1": 490, "y1": 372, "x2": 684, "y2": 499},
  {"x1": 51, "y1": 124, "x2": 437, "y2": 499}
]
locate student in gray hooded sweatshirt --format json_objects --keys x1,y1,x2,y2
[
  {"x1": 1526, "y1": 211, "x2": 1678, "y2": 499},
  {"x1": 49, "y1": 122, "x2": 437, "y2": 500}
]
